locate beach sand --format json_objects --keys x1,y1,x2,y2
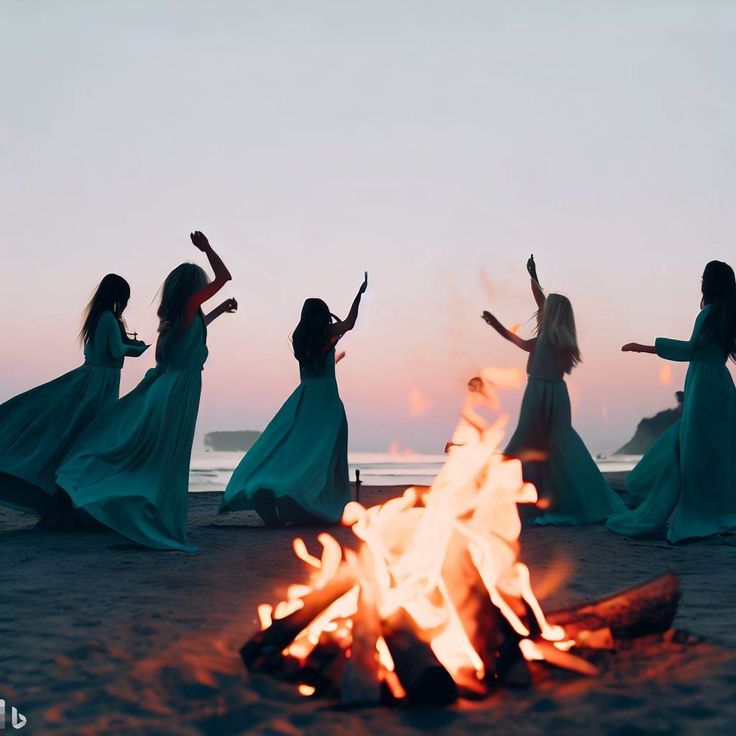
[{"x1": 2, "y1": 475, "x2": 736, "y2": 735}]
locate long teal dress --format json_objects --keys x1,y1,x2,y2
[
  {"x1": 607, "y1": 305, "x2": 736, "y2": 542},
  {"x1": 0, "y1": 311, "x2": 146, "y2": 517},
  {"x1": 219, "y1": 347, "x2": 350, "y2": 524},
  {"x1": 505, "y1": 332, "x2": 626, "y2": 525},
  {"x1": 56, "y1": 315, "x2": 208, "y2": 552}
]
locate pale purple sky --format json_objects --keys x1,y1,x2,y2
[{"x1": 1, "y1": 1, "x2": 734, "y2": 453}]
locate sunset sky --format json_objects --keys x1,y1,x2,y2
[{"x1": 2, "y1": 1, "x2": 735, "y2": 454}]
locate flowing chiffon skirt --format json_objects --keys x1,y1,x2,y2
[
  {"x1": 0, "y1": 365, "x2": 120, "y2": 516},
  {"x1": 506, "y1": 378, "x2": 625, "y2": 526},
  {"x1": 607, "y1": 360, "x2": 736, "y2": 542},
  {"x1": 220, "y1": 374, "x2": 350, "y2": 524},
  {"x1": 57, "y1": 367, "x2": 201, "y2": 551}
]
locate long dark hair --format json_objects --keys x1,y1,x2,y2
[
  {"x1": 292, "y1": 298, "x2": 334, "y2": 368},
  {"x1": 155, "y1": 262, "x2": 208, "y2": 362},
  {"x1": 701, "y1": 260, "x2": 736, "y2": 362},
  {"x1": 80, "y1": 274, "x2": 130, "y2": 345}
]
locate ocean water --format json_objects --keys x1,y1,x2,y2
[{"x1": 189, "y1": 450, "x2": 641, "y2": 493}]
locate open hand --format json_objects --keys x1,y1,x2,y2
[
  {"x1": 481, "y1": 310, "x2": 496, "y2": 325},
  {"x1": 621, "y1": 343, "x2": 639, "y2": 352},
  {"x1": 223, "y1": 298, "x2": 238, "y2": 313},
  {"x1": 526, "y1": 253, "x2": 538, "y2": 281},
  {"x1": 359, "y1": 271, "x2": 368, "y2": 294},
  {"x1": 190, "y1": 230, "x2": 211, "y2": 252}
]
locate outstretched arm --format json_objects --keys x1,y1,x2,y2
[
  {"x1": 204, "y1": 298, "x2": 238, "y2": 326},
  {"x1": 654, "y1": 306, "x2": 711, "y2": 362},
  {"x1": 482, "y1": 310, "x2": 535, "y2": 352},
  {"x1": 183, "y1": 231, "x2": 232, "y2": 329},
  {"x1": 328, "y1": 272, "x2": 368, "y2": 339},
  {"x1": 621, "y1": 343, "x2": 656, "y2": 354},
  {"x1": 623, "y1": 306, "x2": 712, "y2": 360},
  {"x1": 527, "y1": 254, "x2": 545, "y2": 309}
]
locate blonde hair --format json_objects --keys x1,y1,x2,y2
[
  {"x1": 155, "y1": 262, "x2": 209, "y2": 363},
  {"x1": 535, "y1": 293, "x2": 581, "y2": 374}
]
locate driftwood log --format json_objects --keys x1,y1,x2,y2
[{"x1": 547, "y1": 571, "x2": 680, "y2": 639}]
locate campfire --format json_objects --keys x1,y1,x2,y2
[{"x1": 242, "y1": 376, "x2": 681, "y2": 707}]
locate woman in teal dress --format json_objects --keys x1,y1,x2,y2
[
  {"x1": 0, "y1": 274, "x2": 147, "y2": 520},
  {"x1": 482, "y1": 256, "x2": 625, "y2": 525},
  {"x1": 220, "y1": 272, "x2": 368, "y2": 526},
  {"x1": 57, "y1": 232, "x2": 236, "y2": 551},
  {"x1": 608, "y1": 260, "x2": 736, "y2": 543}
]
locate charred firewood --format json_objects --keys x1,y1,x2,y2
[
  {"x1": 298, "y1": 632, "x2": 348, "y2": 696},
  {"x1": 241, "y1": 564, "x2": 357, "y2": 673},
  {"x1": 340, "y1": 584, "x2": 384, "y2": 706},
  {"x1": 382, "y1": 609, "x2": 459, "y2": 706},
  {"x1": 547, "y1": 571, "x2": 680, "y2": 640},
  {"x1": 441, "y1": 534, "x2": 529, "y2": 686}
]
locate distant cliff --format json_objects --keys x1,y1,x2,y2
[
  {"x1": 204, "y1": 431, "x2": 261, "y2": 452},
  {"x1": 615, "y1": 392, "x2": 683, "y2": 455}
]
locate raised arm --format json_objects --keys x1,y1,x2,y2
[
  {"x1": 527, "y1": 254, "x2": 546, "y2": 310},
  {"x1": 203, "y1": 298, "x2": 238, "y2": 326},
  {"x1": 183, "y1": 231, "x2": 232, "y2": 329},
  {"x1": 622, "y1": 306, "x2": 710, "y2": 360},
  {"x1": 482, "y1": 310, "x2": 535, "y2": 352},
  {"x1": 328, "y1": 272, "x2": 368, "y2": 339}
]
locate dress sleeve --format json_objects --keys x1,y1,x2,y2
[
  {"x1": 655, "y1": 306, "x2": 710, "y2": 362},
  {"x1": 98, "y1": 312, "x2": 147, "y2": 359},
  {"x1": 124, "y1": 341, "x2": 149, "y2": 357}
]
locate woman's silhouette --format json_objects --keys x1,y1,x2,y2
[
  {"x1": 0, "y1": 274, "x2": 147, "y2": 521},
  {"x1": 219, "y1": 272, "x2": 367, "y2": 526},
  {"x1": 483, "y1": 255, "x2": 624, "y2": 525},
  {"x1": 57, "y1": 232, "x2": 236, "y2": 551},
  {"x1": 608, "y1": 260, "x2": 736, "y2": 542}
]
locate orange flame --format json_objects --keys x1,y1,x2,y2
[
  {"x1": 255, "y1": 370, "x2": 593, "y2": 697},
  {"x1": 388, "y1": 440, "x2": 416, "y2": 457},
  {"x1": 659, "y1": 364, "x2": 673, "y2": 386},
  {"x1": 408, "y1": 388, "x2": 432, "y2": 418}
]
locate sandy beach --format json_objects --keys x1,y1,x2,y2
[{"x1": 2, "y1": 476, "x2": 736, "y2": 736}]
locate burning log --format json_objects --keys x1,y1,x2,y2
[
  {"x1": 547, "y1": 571, "x2": 680, "y2": 640},
  {"x1": 241, "y1": 564, "x2": 356, "y2": 673},
  {"x1": 297, "y1": 631, "x2": 348, "y2": 696},
  {"x1": 441, "y1": 533, "x2": 529, "y2": 688},
  {"x1": 340, "y1": 584, "x2": 383, "y2": 706},
  {"x1": 241, "y1": 381, "x2": 686, "y2": 709},
  {"x1": 382, "y1": 609, "x2": 458, "y2": 706}
]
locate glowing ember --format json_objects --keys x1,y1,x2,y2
[
  {"x1": 659, "y1": 364, "x2": 673, "y2": 386},
  {"x1": 387, "y1": 440, "x2": 416, "y2": 458},
  {"x1": 249, "y1": 373, "x2": 601, "y2": 702},
  {"x1": 408, "y1": 388, "x2": 432, "y2": 417}
]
